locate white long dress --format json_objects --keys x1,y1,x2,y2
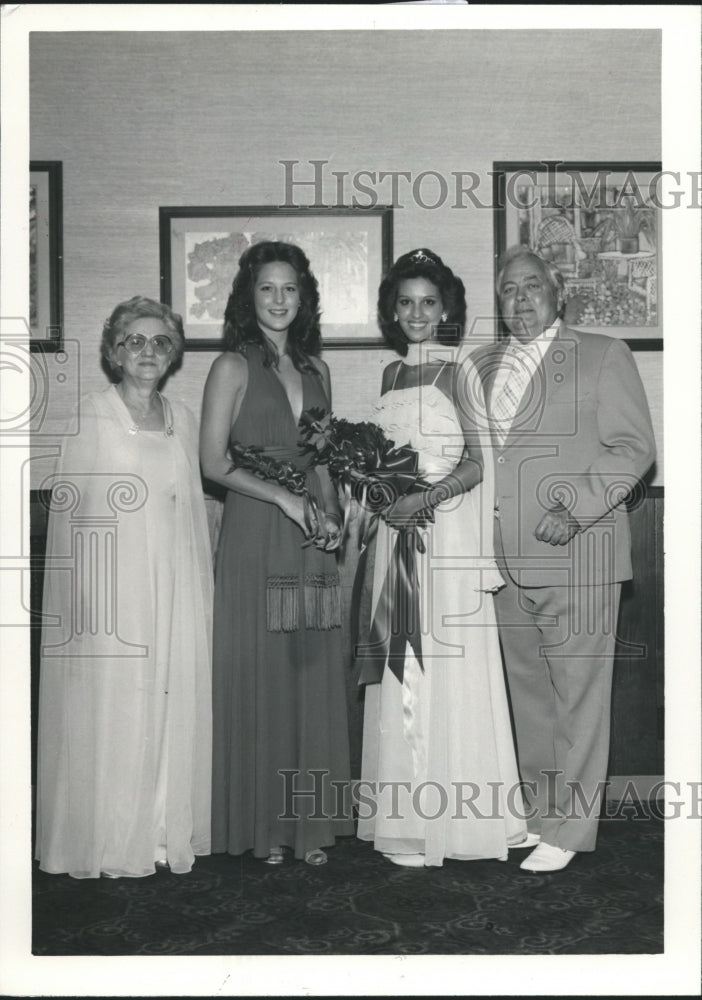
[
  {"x1": 357, "y1": 357, "x2": 526, "y2": 866},
  {"x1": 35, "y1": 386, "x2": 213, "y2": 878}
]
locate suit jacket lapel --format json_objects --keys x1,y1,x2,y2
[
  {"x1": 502, "y1": 324, "x2": 579, "y2": 448},
  {"x1": 542, "y1": 325, "x2": 578, "y2": 406}
]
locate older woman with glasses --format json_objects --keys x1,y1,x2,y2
[{"x1": 36, "y1": 296, "x2": 213, "y2": 879}]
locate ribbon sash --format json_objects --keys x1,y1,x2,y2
[{"x1": 355, "y1": 523, "x2": 425, "y2": 685}]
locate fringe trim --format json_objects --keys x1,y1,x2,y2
[
  {"x1": 266, "y1": 575, "x2": 299, "y2": 632},
  {"x1": 304, "y1": 574, "x2": 342, "y2": 631},
  {"x1": 266, "y1": 574, "x2": 342, "y2": 631}
]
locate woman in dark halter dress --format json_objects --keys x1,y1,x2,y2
[{"x1": 200, "y1": 241, "x2": 353, "y2": 865}]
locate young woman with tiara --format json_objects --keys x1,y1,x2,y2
[{"x1": 356, "y1": 248, "x2": 526, "y2": 867}]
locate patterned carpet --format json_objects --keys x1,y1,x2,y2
[{"x1": 32, "y1": 814, "x2": 662, "y2": 955}]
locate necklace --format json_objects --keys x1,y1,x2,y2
[{"x1": 117, "y1": 387, "x2": 174, "y2": 436}]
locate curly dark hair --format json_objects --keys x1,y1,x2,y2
[
  {"x1": 101, "y1": 296, "x2": 185, "y2": 380},
  {"x1": 222, "y1": 241, "x2": 322, "y2": 372},
  {"x1": 377, "y1": 248, "x2": 467, "y2": 356}
]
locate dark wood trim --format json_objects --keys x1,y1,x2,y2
[
  {"x1": 493, "y1": 160, "x2": 663, "y2": 177},
  {"x1": 29, "y1": 161, "x2": 63, "y2": 353},
  {"x1": 625, "y1": 339, "x2": 662, "y2": 352},
  {"x1": 492, "y1": 160, "x2": 663, "y2": 347},
  {"x1": 159, "y1": 204, "x2": 394, "y2": 351}
]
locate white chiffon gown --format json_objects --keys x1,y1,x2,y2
[
  {"x1": 357, "y1": 358, "x2": 527, "y2": 865},
  {"x1": 35, "y1": 386, "x2": 213, "y2": 878}
]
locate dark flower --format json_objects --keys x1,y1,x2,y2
[
  {"x1": 227, "y1": 441, "x2": 308, "y2": 496},
  {"x1": 298, "y1": 408, "x2": 431, "y2": 526}
]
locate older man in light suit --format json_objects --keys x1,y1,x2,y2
[{"x1": 472, "y1": 247, "x2": 656, "y2": 872}]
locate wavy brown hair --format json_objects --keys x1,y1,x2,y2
[{"x1": 223, "y1": 241, "x2": 322, "y2": 372}]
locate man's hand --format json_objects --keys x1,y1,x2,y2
[{"x1": 534, "y1": 502, "x2": 581, "y2": 546}]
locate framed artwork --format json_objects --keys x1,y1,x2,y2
[
  {"x1": 159, "y1": 206, "x2": 393, "y2": 350},
  {"x1": 493, "y1": 162, "x2": 662, "y2": 350},
  {"x1": 29, "y1": 161, "x2": 63, "y2": 352}
]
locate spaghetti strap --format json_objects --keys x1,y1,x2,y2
[
  {"x1": 391, "y1": 361, "x2": 403, "y2": 390},
  {"x1": 430, "y1": 360, "x2": 449, "y2": 386}
]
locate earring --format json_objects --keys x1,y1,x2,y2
[
  {"x1": 393, "y1": 314, "x2": 398, "y2": 322},
  {"x1": 441, "y1": 312, "x2": 448, "y2": 323}
]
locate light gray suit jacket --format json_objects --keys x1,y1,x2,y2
[{"x1": 472, "y1": 325, "x2": 656, "y2": 588}]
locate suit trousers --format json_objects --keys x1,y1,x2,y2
[{"x1": 493, "y1": 517, "x2": 621, "y2": 852}]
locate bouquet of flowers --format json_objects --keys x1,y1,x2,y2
[
  {"x1": 228, "y1": 440, "x2": 308, "y2": 494},
  {"x1": 298, "y1": 407, "x2": 433, "y2": 683},
  {"x1": 227, "y1": 441, "x2": 324, "y2": 544},
  {"x1": 298, "y1": 407, "x2": 434, "y2": 536}
]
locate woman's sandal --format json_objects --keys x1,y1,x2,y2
[
  {"x1": 263, "y1": 847, "x2": 284, "y2": 865},
  {"x1": 304, "y1": 848, "x2": 328, "y2": 866}
]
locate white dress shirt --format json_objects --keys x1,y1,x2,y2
[{"x1": 490, "y1": 318, "x2": 561, "y2": 427}]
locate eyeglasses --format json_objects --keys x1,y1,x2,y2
[{"x1": 117, "y1": 333, "x2": 175, "y2": 357}]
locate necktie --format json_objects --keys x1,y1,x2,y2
[{"x1": 491, "y1": 349, "x2": 534, "y2": 446}]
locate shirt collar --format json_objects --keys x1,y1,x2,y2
[{"x1": 506, "y1": 318, "x2": 561, "y2": 357}]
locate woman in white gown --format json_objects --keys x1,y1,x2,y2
[
  {"x1": 357, "y1": 249, "x2": 526, "y2": 867},
  {"x1": 35, "y1": 297, "x2": 213, "y2": 878}
]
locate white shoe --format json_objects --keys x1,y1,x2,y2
[
  {"x1": 512, "y1": 832, "x2": 541, "y2": 849},
  {"x1": 520, "y1": 842, "x2": 576, "y2": 872},
  {"x1": 262, "y1": 847, "x2": 284, "y2": 865},
  {"x1": 382, "y1": 852, "x2": 425, "y2": 868}
]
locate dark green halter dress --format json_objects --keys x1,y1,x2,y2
[{"x1": 211, "y1": 345, "x2": 353, "y2": 859}]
